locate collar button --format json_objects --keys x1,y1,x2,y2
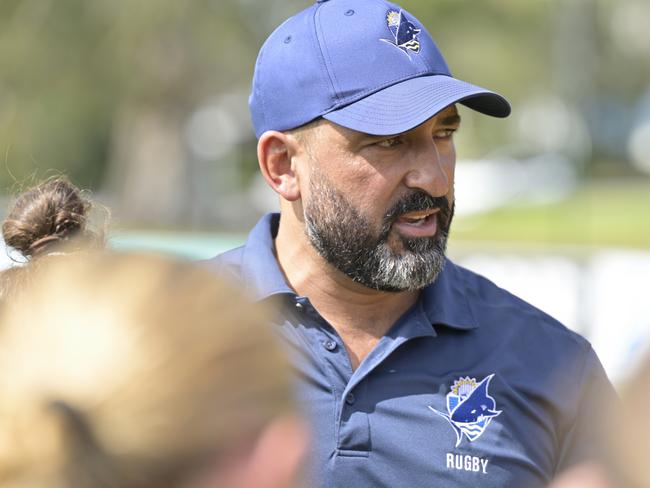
[{"x1": 345, "y1": 393, "x2": 356, "y2": 405}]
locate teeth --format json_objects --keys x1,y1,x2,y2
[
  {"x1": 395, "y1": 210, "x2": 438, "y2": 227},
  {"x1": 403, "y1": 211, "x2": 433, "y2": 220}
]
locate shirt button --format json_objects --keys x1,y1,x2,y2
[
  {"x1": 323, "y1": 340, "x2": 337, "y2": 351},
  {"x1": 345, "y1": 393, "x2": 356, "y2": 405},
  {"x1": 295, "y1": 302, "x2": 304, "y2": 311}
]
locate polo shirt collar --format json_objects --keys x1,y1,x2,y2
[
  {"x1": 240, "y1": 213, "x2": 479, "y2": 330},
  {"x1": 420, "y1": 259, "x2": 479, "y2": 330},
  {"x1": 241, "y1": 213, "x2": 295, "y2": 300}
]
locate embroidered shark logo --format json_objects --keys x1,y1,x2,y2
[
  {"x1": 381, "y1": 9, "x2": 421, "y2": 55},
  {"x1": 429, "y1": 374, "x2": 502, "y2": 447}
]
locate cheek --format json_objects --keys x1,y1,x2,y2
[
  {"x1": 350, "y1": 169, "x2": 399, "y2": 216},
  {"x1": 440, "y1": 144, "x2": 456, "y2": 185},
  {"x1": 331, "y1": 156, "x2": 393, "y2": 203},
  {"x1": 306, "y1": 143, "x2": 402, "y2": 219},
  {"x1": 346, "y1": 178, "x2": 388, "y2": 219}
]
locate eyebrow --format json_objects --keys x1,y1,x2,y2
[
  {"x1": 440, "y1": 114, "x2": 461, "y2": 126},
  {"x1": 354, "y1": 113, "x2": 462, "y2": 144}
]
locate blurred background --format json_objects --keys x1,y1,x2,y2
[{"x1": 0, "y1": 0, "x2": 648, "y2": 384}]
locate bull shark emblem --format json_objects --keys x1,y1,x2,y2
[
  {"x1": 429, "y1": 374, "x2": 502, "y2": 447},
  {"x1": 381, "y1": 9, "x2": 421, "y2": 55}
]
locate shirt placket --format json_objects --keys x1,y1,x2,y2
[{"x1": 293, "y1": 296, "x2": 373, "y2": 456}]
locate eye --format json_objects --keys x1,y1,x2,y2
[
  {"x1": 433, "y1": 128, "x2": 457, "y2": 140},
  {"x1": 375, "y1": 136, "x2": 402, "y2": 148}
]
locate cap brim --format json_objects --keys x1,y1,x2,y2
[{"x1": 322, "y1": 75, "x2": 510, "y2": 136}]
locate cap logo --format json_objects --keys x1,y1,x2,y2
[{"x1": 381, "y1": 9, "x2": 421, "y2": 55}]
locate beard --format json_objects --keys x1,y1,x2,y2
[{"x1": 304, "y1": 171, "x2": 454, "y2": 292}]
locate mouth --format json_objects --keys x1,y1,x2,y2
[{"x1": 391, "y1": 209, "x2": 440, "y2": 238}]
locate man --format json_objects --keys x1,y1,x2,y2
[{"x1": 208, "y1": 0, "x2": 615, "y2": 486}]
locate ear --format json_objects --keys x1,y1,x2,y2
[{"x1": 257, "y1": 131, "x2": 302, "y2": 202}]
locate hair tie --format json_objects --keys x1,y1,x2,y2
[{"x1": 27, "y1": 235, "x2": 62, "y2": 256}]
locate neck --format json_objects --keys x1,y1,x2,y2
[{"x1": 274, "y1": 210, "x2": 419, "y2": 340}]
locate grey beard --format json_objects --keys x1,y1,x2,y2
[
  {"x1": 362, "y1": 233, "x2": 449, "y2": 291},
  {"x1": 304, "y1": 174, "x2": 452, "y2": 292}
]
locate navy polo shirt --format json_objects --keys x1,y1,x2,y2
[{"x1": 208, "y1": 213, "x2": 615, "y2": 488}]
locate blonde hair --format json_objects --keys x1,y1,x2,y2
[{"x1": 0, "y1": 252, "x2": 292, "y2": 487}]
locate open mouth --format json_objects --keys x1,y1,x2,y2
[{"x1": 392, "y1": 209, "x2": 440, "y2": 237}]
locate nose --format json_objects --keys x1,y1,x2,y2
[{"x1": 402, "y1": 138, "x2": 451, "y2": 197}]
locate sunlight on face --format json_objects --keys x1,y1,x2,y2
[{"x1": 298, "y1": 107, "x2": 460, "y2": 291}]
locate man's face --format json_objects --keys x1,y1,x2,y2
[{"x1": 297, "y1": 105, "x2": 459, "y2": 292}]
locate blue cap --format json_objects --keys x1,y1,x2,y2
[{"x1": 249, "y1": 0, "x2": 511, "y2": 138}]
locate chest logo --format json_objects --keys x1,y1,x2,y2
[
  {"x1": 382, "y1": 9, "x2": 421, "y2": 55},
  {"x1": 429, "y1": 374, "x2": 501, "y2": 447}
]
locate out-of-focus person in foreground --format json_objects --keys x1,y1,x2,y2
[
  {"x1": 0, "y1": 252, "x2": 307, "y2": 488},
  {"x1": 610, "y1": 356, "x2": 650, "y2": 487},
  {"x1": 549, "y1": 355, "x2": 650, "y2": 488},
  {"x1": 1, "y1": 177, "x2": 103, "y2": 299}
]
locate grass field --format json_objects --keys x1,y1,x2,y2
[{"x1": 453, "y1": 181, "x2": 650, "y2": 249}]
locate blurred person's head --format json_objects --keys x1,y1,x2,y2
[
  {"x1": 608, "y1": 354, "x2": 650, "y2": 487},
  {"x1": 0, "y1": 252, "x2": 307, "y2": 488},
  {"x1": 548, "y1": 355, "x2": 650, "y2": 488},
  {"x1": 1, "y1": 177, "x2": 104, "y2": 299}
]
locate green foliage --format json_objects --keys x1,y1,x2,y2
[
  {"x1": 0, "y1": 0, "x2": 647, "y2": 197},
  {"x1": 0, "y1": 0, "x2": 268, "y2": 189}
]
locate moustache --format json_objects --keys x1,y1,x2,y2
[{"x1": 383, "y1": 191, "x2": 451, "y2": 227}]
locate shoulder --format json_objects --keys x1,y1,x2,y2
[
  {"x1": 201, "y1": 245, "x2": 246, "y2": 284},
  {"x1": 448, "y1": 261, "x2": 614, "y2": 411},
  {"x1": 450, "y1": 260, "x2": 589, "y2": 351}
]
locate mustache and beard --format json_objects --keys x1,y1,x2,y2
[{"x1": 304, "y1": 170, "x2": 454, "y2": 292}]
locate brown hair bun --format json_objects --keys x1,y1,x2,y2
[{"x1": 2, "y1": 178, "x2": 95, "y2": 258}]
